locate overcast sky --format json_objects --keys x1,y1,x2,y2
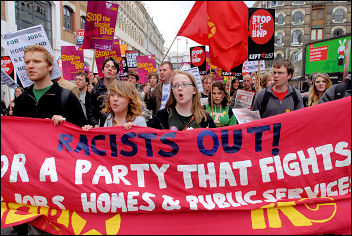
[{"x1": 143, "y1": 1, "x2": 255, "y2": 55}]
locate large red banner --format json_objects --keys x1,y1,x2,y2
[{"x1": 1, "y1": 97, "x2": 351, "y2": 234}]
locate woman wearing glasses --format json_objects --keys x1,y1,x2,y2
[
  {"x1": 305, "y1": 73, "x2": 332, "y2": 106},
  {"x1": 82, "y1": 80, "x2": 147, "y2": 130},
  {"x1": 148, "y1": 70, "x2": 216, "y2": 130},
  {"x1": 205, "y1": 81, "x2": 237, "y2": 127}
]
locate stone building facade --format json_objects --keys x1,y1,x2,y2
[
  {"x1": 253, "y1": 1, "x2": 351, "y2": 77},
  {"x1": 1, "y1": 1, "x2": 165, "y2": 104}
]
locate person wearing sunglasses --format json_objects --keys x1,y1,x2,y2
[{"x1": 148, "y1": 70, "x2": 215, "y2": 130}]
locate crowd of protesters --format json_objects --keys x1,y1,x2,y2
[
  {"x1": 2, "y1": 45, "x2": 351, "y2": 129},
  {"x1": 1, "y1": 44, "x2": 351, "y2": 235}
]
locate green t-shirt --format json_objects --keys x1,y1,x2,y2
[
  {"x1": 33, "y1": 84, "x2": 53, "y2": 102},
  {"x1": 205, "y1": 104, "x2": 237, "y2": 127},
  {"x1": 168, "y1": 107, "x2": 202, "y2": 131}
]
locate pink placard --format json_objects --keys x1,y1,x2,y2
[
  {"x1": 136, "y1": 55, "x2": 157, "y2": 83},
  {"x1": 82, "y1": 1, "x2": 119, "y2": 51},
  {"x1": 61, "y1": 46, "x2": 84, "y2": 80}
]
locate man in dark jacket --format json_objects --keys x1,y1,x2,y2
[
  {"x1": 74, "y1": 71, "x2": 92, "y2": 121},
  {"x1": 13, "y1": 45, "x2": 87, "y2": 127},
  {"x1": 87, "y1": 57, "x2": 119, "y2": 126},
  {"x1": 12, "y1": 45, "x2": 87, "y2": 235}
]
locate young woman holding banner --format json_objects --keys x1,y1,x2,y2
[
  {"x1": 82, "y1": 80, "x2": 147, "y2": 130},
  {"x1": 148, "y1": 70, "x2": 216, "y2": 130}
]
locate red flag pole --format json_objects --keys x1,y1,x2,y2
[{"x1": 161, "y1": 34, "x2": 178, "y2": 64}]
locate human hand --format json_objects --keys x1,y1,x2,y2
[
  {"x1": 143, "y1": 85, "x2": 151, "y2": 94},
  {"x1": 123, "y1": 122, "x2": 134, "y2": 130},
  {"x1": 52, "y1": 115, "x2": 66, "y2": 126},
  {"x1": 82, "y1": 125, "x2": 94, "y2": 131},
  {"x1": 9, "y1": 101, "x2": 14, "y2": 108}
]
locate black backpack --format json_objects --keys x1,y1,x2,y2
[{"x1": 260, "y1": 87, "x2": 299, "y2": 117}]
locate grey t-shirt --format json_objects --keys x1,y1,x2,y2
[{"x1": 103, "y1": 113, "x2": 147, "y2": 127}]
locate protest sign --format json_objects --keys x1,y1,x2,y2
[
  {"x1": 221, "y1": 63, "x2": 243, "y2": 77},
  {"x1": 119, "y1": 56, "x2": 128, "y2": 78},
  {"x1": 243, "y1": 60, "x2": 266, "y2": 73},
  {"x1": 1, "y1": 69, "x2": 18, "y2": 89},
  {"x1": 61, "y1": 46, "x2": 85, "y2": 81},
  {"x1": 1, "y1": 56, "x2": 14, "y2": 79},
  {"x1": 82, "y1": 1, "x2": 119, "y2": 51},
  {"x1": 1, "y1": 97, "x2": 351, "y2": 234},
  {"x1": 126, "y1": 50, "x2": 140, "y2": 70},
  {"x1": 190, "y1": 46, "x2": 207, "y2": 75},
  {"x1": 233, "y1": 90, "x2": 255, "y2": 109},
  {"x1": 95, "y1": 39, "x2": 122, "y2": 78},
  {"x1": 233, "y1": 109, "x2": 261, "y2": 124},
  {"x1": 248, "y1": 8, "x2": 275, "y2": 61},
  {"x1": 2, "y1": 24, "x2": 62, "y2": 88},
  {"x1": 76, "y1": 29, "x2": 85, "y2": 45},
  {"x1": 179, "y1": 62, "x2": 191, "y2": 70},
  {"x1": 183, "y1": 67, "x2": 203, "y2": 93},
  {"x1": 120, "y1": 44, "x2": 127, "y2": 56},
  {"x1": 136, "y1": 55, "x2": 157, "y2": 84}
]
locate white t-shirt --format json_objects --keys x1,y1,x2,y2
[{"x1": 160, "y1": 83, "x2": 171, "y2": 110}]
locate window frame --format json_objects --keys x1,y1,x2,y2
[{"x1": 63, "y1": 6, "x2": 74, "y2": 31}]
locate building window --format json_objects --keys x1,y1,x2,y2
[
  {"x1": 15, "y1": 1, "x2": 53, "y2": 46},
  {"x1": 292, "y1": 30, "x2": 303, "y2": 45},
  {"x1": 333, "y1": 8, "x2": 346, "y2": 23},
  {"x1": 292, "y1": 1, "x2": 303, "y2": 5},
  {"x1": 277, "y1": 14, "x2": 284, "y2": 25},
  {"x1": 277, "y1": 1, "x2": 283, "y2": 6},
  {"x1": 64, "y1": 6, "x2": 73, "y2": 31},
  {"x1": 277, "y1": 32, "x2": 283, "y2": 46},
  {"x1": 267, "y1": 1, "x2": 271, "y2": 8},
  {"x1": 80, "y1": 16, "x2": 85, "y2": 29},
  {"x1": 272, "y1": 1, "x2": 276, "y2": 7},
  {"x1": 311, "y1": 29, "x2": 323, "y2": 41},
  {"x1": 276, "y1": 53, "x2": 283, "y2": 60},
  {"x1": 333, "y1": 28, "x2": 344, "y2": 37},
  {"x1": 293, "y1": 11, "x2": 303, "y2": 24}
]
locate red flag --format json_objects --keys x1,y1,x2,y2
[{"x1": 177, "y1": 1, "x2": 248, "y2": 72}]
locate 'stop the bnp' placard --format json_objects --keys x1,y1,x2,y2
[
  {"x1": 248, "y1": 8, "x2": 275, "y2": 61},
  {"x1": 82, "y1": 1, "x2": 119, "y2": 51},
  {"x1": 2, "y1": 24, "x2": 62, "y2": 88}
]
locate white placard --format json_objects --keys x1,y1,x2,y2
[
  {"x1": 242, "y1": 60, "x2": 265, "y2": 73},
  {"x1": 1, "y1": 69, "x2": 18, "y2": 89},
  {"x1": 233, "y1": 108, "x2": 261, "y2": 124},
  {"x1": 233, "y1": 90, "x2": 255, "y2": 109},
  {"x1": 2, "y1": 24, "x2": 62, "y2": 88},
  {"x1": 183, "y1": 67, "x2": 203, "y2": 93}
]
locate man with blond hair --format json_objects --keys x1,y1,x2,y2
[{"x1": 13, "y1": 45, "x2": 87, "y2": 127}]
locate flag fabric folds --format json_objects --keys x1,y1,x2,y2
[{"x1": 177, "y1": 1, "x2": 248, "y2": 72}]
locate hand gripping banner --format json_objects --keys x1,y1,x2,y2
[{"x1": 1, "y1": 97, "x2": 351, "y2": 234}]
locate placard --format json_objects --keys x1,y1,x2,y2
[{"x1": 2, "y1": 25, "x2": 62, "y2": 87}]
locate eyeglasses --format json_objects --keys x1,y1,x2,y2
[
  {"x1": 171, "y1": 83, "x2": 194, "y2": 89},
  {"x1": 273, "y1": 71, "x2": 287, "y2": 76}
]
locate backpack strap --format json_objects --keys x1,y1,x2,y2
[
  {"x1": 260, "y1": 87, "x2": 270, "y2": 117},
  {"x1": 334, "y1": 83, "x2": 346, "y2": 100},
  {"x1": 291, "y1": 88, "x2": 299, "y2": 110},
  {"x1": 60, "y1": 88, "x2": 71, "y2": 108}
]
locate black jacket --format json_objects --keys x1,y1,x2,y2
[
  {"x1": 87, "y1": 78, "x2": 108, "y2": 126},
  {"x1": 148, "y1": 107, "x2": 216, "y2": 130},
  {"x1": 13, "y1": 82, "x2": 87, "y2": 127}
]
